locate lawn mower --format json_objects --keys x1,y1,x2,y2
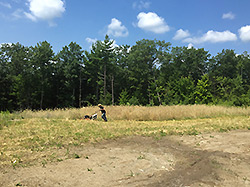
[{"x1": 84, "y1": 113, "x2": 97, "y2": 120}]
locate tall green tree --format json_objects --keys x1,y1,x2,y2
[
  {"x1": 165, "y1": 76, "x2": 195, "y2": 105},
  {"x1": 85, "y1": 35, "x2": 116, "y2": 105},
  {"x1": 127, "y1": 39, "x2": 171, "y2": 105},
  {"x1": 0, "y1": 44, "x2": 14, "y2": 110},
  {"x1": 237, "y1": 52, "x2": 250, "y2": 85},
  {"x1": 31, "y1": 41, "x2": 55, "y2": 109},
  {"x1": 194, "y1": 74, "x2": 212, "y2": 104},
  {"x1": 114, "y1": 45, "x2": 131, "y2": 105},
  {"x1": 209, "y1": 49, "x2": 239, "y2": 79},
  {"x1": 167, "y1": 46, "x2": 210, "y2": 82},
  {"x1": 0, "y1": 43, "x2": 36, "y2": 110},
  {"x1": 57, "y1": 42, "x2": 85, "y2": 107}
]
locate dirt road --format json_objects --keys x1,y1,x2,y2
[{"x1": 1, "y1": 130, "x2": 250, "y2": 187}]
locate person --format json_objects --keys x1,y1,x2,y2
[{"x1": 98, "y1": 104, "x2": 107, "y2": 122}]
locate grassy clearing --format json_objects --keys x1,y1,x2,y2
[{"x1": 0, "y1": 105, "x2": 250, "y2": 169}]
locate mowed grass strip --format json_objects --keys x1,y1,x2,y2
[{"x1": 1, "y1": 105, "x2": 250, "y2": 169}]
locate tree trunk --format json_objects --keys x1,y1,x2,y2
[
  {"x1": 111, "y1": 74, "x2": 114, "y2": 105},
  {"x1": 40, "y1": 90, "x2": 44, "y2": 109},
  {"x1": 104, "y1": 64, "x2": 107, "y2": 100},
  {"x1": 79, "y1": 69, "x2": 82, "y2": 108},
  {"x1": 156, "y1": 89, "x2": 162, "y2": 105},
  {"x1": 148, "y1": 83, "x2": 151, "y2": 105},
  {"x1": 72, "y1": 88, "x2": 75, "y2": 107},
  {"x1": 40, "y1": 81, "x2": 44, "y2": 109},
  {"x1": 154, "y1": 78, "x2": 162, "y2": 105},
  {"x1": 96, "y1": 83, "x2": 99, "y2": 103}
]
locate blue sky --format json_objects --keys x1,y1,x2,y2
[{"x1": 1, "y1": 0, "x2": 250, "y2": 56}]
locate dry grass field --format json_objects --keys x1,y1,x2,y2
[
  {"x1": 17, "y1": 105, "x2": 250, "y2": 121},
  {"x1": 1, "y1": 105, "x2": 250, "y2": 186}
]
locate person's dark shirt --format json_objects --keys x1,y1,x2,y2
[{"x1": 99, "y1": 106, "x2": 106, "y2": 114}]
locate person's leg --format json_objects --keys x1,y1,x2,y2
[{"x1": 102, "y1": 113, "x2": 107, "y2": 122}]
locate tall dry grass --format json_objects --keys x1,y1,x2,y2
[
  {"x1": 20, "y1": 107, "x2": 96, "y2": 120},
  {"x1": 20, "y1": 105, "x2": 250, "y2": 121}
]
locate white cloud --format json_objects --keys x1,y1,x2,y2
[
  {"x1": 187, "y1": 43, "x2": 194, "y2": 49},
  {"x1": 110, "y1": 40, "x2": 119, "y2": 49},
  {"x1": 86, "y1": 37, "x2": 98, "y2": 49},
  {"x1": 0, "y1": 2, "x2": 12, "y2": 9},
  {"x1": 183, "y1": 30, "x2": 237, "y2": 44},
  {"x1": 24, "y1": 0, "x2": 65, "y2": 24},
  {"x1": 0, "y1": 43, "x2": 13, "y2": 48},
  {"x1": 137, "y1": 12, "x2": 170, "y2": 34},
  {"x1": 12, "y1": 9, "x2": 24, "y2": 19},
  {"x1": 12, "y1": 0, "x2": 21, "y2": 3},
  {"x1": 86, "y1": 37, "x2": 97, "y2": 44},
  {"x1": 133, "y1": 1, "x2": 151, "y2": 10},
  {"x1": 86, "y1": 37, "x2": 118, "y2": 50},
  {"x1": 173, "y1": 29, "x2": 190, "y2": 40},
  {"x1": 239, "y1": 25, "x2": 250, "y2": 42},
  {"x1": 24, "y1": 12, "x2": 37, "y2": 21},
  {"x1": 222, "y1": 12, "x2": 235, "y2": 20},
  {"x1": 107, "y1": 18, "x2": 129, "y2": 37}
]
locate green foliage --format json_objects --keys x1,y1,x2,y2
[
  {"x1": 232, "y1": 94, "x2": 250, "y2": 106},
  {"x1": 1, "y1": 38, "x2": 250, "y2": 110},
  {"x1": 166, "y1": 76, "x2": 195, "y2": 105},
  {"x1": 74, "y1": 153, "x2": 80, "y2": 159},
  {"x1": 0, "y1": 111, "x2": 15, "y2": 129},
  {"x1": 119, "y1": 89, "x2": 130, "y2": 105},
  {"x1": 85, "y1": 35, "x2": 116, "y2": 105},
  {"x1": 167, "y1": 46, "x2": 210, "y2": 82},
  {"x1": 194, "y1": 74, "x2": 212, "y2": 104},
  {"x1": 99, "y1": 92, "x2": 112, "y2": 105},
  {"x1": 210, "y1": 49, "x2": 238, "y2": 79},
  {"x1": 128, "y1": 96, "x2": 140, "y2": 106},
  {"x1": 57, "y1": 42, "x2": 84, "y2": 108},
  {"x1": 127, "y1": 39, "x2": 171, "y2": 105},
  {"x1": 186, "y1": 127, "x2": 199, "y2": 135}
]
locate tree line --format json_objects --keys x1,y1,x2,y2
[{"x1": 1, "y1": 35, "x2": 250, "y2": 111}]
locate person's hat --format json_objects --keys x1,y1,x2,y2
[{"x1": 98, "y1": 104, "x2": 102, "y2": 106}]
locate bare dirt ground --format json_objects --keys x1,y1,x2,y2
[{"x1": 1, "y1": 130, "x2": 250, "y2": 187}]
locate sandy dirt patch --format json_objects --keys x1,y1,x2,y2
[{"x1": 1, "y1": 130, "x2": 250, "y2": 187}]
